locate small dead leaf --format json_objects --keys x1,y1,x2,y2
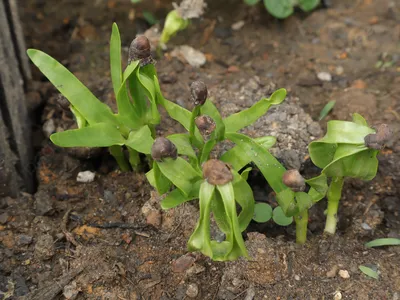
[
  {"x1": 351, "y1": 79, "x2": 367, "y2": 89},
  {"x1": 339, "y1": 52, "x2": 348, "y2": 59},
  {"x1": 73, "y1": 225, "x2": 101, "y2": 239},
  {"x1": 369, "y1": 16, "x2": 379, "y2": 24},
  {"x1": 227, "y1": 66, "x2": 239, "y2": 73}
]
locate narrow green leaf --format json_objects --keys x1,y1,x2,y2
[
  {"x1": 153, "y1": 161, "x2": 172, "y2": 194},
  {"x1": 167, "y1": 134, "x2": 197, "y2": 160},
  {"x1": 161, "y1": 180, "x2": 202, "y2": 209},
  {"x1": 125, "y1": 125, "x2": 154, "y2": 154},
  {"x1": 352, "y1": 113, "x2": 368, "y2": 126},
  {"x1": 253, "y1": 203, "x2": 273, "y2": 223},
  {"x1": 70, "y1": 105, "x2": 87, "y2": 128},
  {"x1": 359, "y1": 265, "x2": 379, "y2": 279},
  {"x1": 223, "y1": 88, "x2": 286, "y2": 132},
  {"x1": 188, "y1": 182, "x2": 215, "y2": 257},
  {"x1": 27, "y1": 49, "x2": 118, "y2": 126},
  {"x1": 199, "y1": 140, "x2": 217, "y2": 165},
  {"x1": 110, "y1": 23, "x2": 122, "y2": 97},
  {"x1": 273, "y1": 206, "x2": 293, "y2": 226},
  {"x1": 138, "y1": 68, "x2": 160, "y2": 124},
  {"x1": 50, "y1": 123, "x2": 125, "y2": 147},
  {"x1": 365, "y1": 238, "x2": 400, "y2": 248},
  {"x1": 157, "y1": 157, "x2": 202, "y2": 196},
  {"x1": 318, "y1": 100, "x2": 336, "y2": 121},
  {"x1": 220, "y1": 136, "x2": 276, "y2": 170},
  {"x1": 143, "y1": 11, "x2": 158, "y2": 25},
  {"x1": 232, "y1": 171, "x2": 255, "y2": 231}
]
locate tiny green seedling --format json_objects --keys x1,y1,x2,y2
[
  {"x1": 359, "y1": 265, "x2": 379, "y2": 279},
  {"x1": 244, "y1": 0, "x2": 320, "y2": 19},
  {"x1": 365, "y1": 238, "x2": 400, "y2": 248},
  {"x1": 309, "y1": 114, "x2": 391, "y2": 235}
]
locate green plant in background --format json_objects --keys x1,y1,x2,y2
[
  {"x1": 160, "y1": 10, "x2": 190, "y2": 47},
  {"x1": 309, "y1": 114, "x2": 391, "y2": 235},
  {"x1": 245, "y1": 0, "x2": 320, "y2": 19},
  {"x1": 27, "y1": 24, "x2": 162, "y2": 172}
]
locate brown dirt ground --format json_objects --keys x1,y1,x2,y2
[{"x1": 0, "y1": 0, "x2": 399, "y2": 299}]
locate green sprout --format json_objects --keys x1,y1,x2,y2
[
  {"x1": 27, "y1": 23, "x2": 163, "y2": 171},
  {"x1": 309, "y1": 114, "x2": 391, "y2": 235},
  {"x1": 245, "y1": 0, "x2": 320, "y2": 19},
  {"x1": 160, "y1": 10, "x2": 190, "y2": 48}
]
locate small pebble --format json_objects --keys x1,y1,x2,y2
[
  {"x1": 335, "y1": 66, "x2": 344, "y2": 75},
  {"x1": 16, "y1": 234, "x2": 33, "y2": 246},
  {"x1": 338, "y1": 269, "x2": 350, "y2": 279},
  {"x1": 361, "y1": 223, "x2": 372, "y2": 230},
  {"x1": 172, "y1": 254, "x2": 196, "y2": 273},
  {"x1": 231, "y1": 20, "x2": 245, "y2": 31},
  {"x1": 317, "y1": 72, "x2": 332, "y2": 82},
  {"x1": 76, "y1": 171, "x2": 95, "y2": 183},
  {"x1": 42, "y1": 119, "x2": 56, "y2": 137},
  {"x1": 334, "y1": 291, "x2": 342, "y2": 300},
  {"x1": 0, "y1": 212, "x2": 9, "y2": 224},
  {"x1": 186, "y1": 283, "x2": 199, "y2": 298},
  {"x1": 294, "y1": 275, "x2": 300, "y2": 281},
  {"x1": 326, "y1": 265, "x2": 338, "y2": 278},
  {"x1": 146, "y1": 210, "x2": 162, "y2": 228},
  {"x1": 170, "y1": 45, "x2": 206, "y2": 68}
]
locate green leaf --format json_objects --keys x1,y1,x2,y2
[
  {"x1": 263, "y1": 0, "x2": 294, "y2": 19},
  {"x1": 27, "y1": 49, "x2": 119, "y2": 126},
  {"x1": 253, "y1": 203, "x2": 273, "y2": 223},
  {"x1": 167, "y1": 134, "x2": 197, "y2": 160},
  {"x1": 220, "y1": 136, "x2": 276, "y2": 171},
  {"x1": 138, "y1": 67, "x2": 160, "y2": 124},
  {"x1": 70, "y1": 105, "x2": 87, "y2": 128},
  {"x1": 276, "y1": 189, "x2": 298, "y2": 217},
  {"x1": 211, "y1": 191, "x2": 231, "y2": 234},
  {"x1": 116, "y1": 61, "x2": 142, "y2": 128},
  {"x1": 110, "y1": 23, "x2": 122, "y2": 97},
  {"x1": 153, "y1": 161, "x2": 172, "y2": 194},
  {"x1": 365, "y1": 238, "x2": 400, "y2": 248},
  {"x1": 201, "y1": 100, "x2": 225, "y2": 141},
  {"x1": 161, "y1": 180, "x2": 202, "y2": 209},
  {"x1": 244, "y1": 0, "x2": 260, "y2": 5},
  {"x1": 305, "y1": 173, "x2": 328, "y2": 203},
  {"x1": 199, "y1": 140, "x2": 217, "y2": 165},
  {"x1": 318, "y1": 100, "x2": 335, "y2": 121},
  {"x1": 352, "y1": 113, "x2": 368, "y2": 126},
  {"x1": 157, "y1": 157, "x2": 202, "y2": 196},
  {"x1": 125, "y1": 125, "x2": 154, "y2": 154},
  {"x1": 273, "y1": 206, "x2": 293, "y2": 226},
  {"x1": 225, "y1": 133, "x2": 287, "y2": 193},
  {"x1": 217, "y1": 183, "x2": 248, "y2": 260},
  {"x1": 298, "y1": 0, "x2": 320, "y2": 11},
  {"x1": 50, "y1": 123, "x2": 125, "y2": 147},
  {"x1": 232, "y1": 171, "x2": 255, "y2": 231},
  {"x1": 295, "y1": 192, "x2": 313, "y2": 213},
  {"x1": 359, "y1": 265, "x2": 379, "y2": 279},
  {"x1": 188, "y1": 182, "x2": 215, "y2": 258},
  {"x1": 160, "y1": 10, "x2": 190, "y2": 45},
  {"x1": 240, "y1": 167, "x2": 252, "y2": 181},
  {"x1": 223, "y1": 88, "x2": 286, "y2": 132}
]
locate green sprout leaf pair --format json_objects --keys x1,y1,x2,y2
[{"x1": 246, "y1": 0, "x2": 320, "y2": 19}]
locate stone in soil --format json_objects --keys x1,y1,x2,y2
[
  {"x1": 34, "y1": 234, "x2": 55, "y2": 260},
  {"x1": 34, "y1": 189, "x2": 54, "y2": 216},
  {"x1": 186, "y1": 283, "x2": 199, "y2": 298}
]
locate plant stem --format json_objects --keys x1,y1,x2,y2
[
  {"x1": 109, "y1": 145, "x2": 130, "y2": 172},
  {"x1": 127, "y1": 147, "x2": 141, "y2": 172},
  {"x1": 324, "y1": 176, "x2": 344, "y2": 235},
  {"x1": 295, "y1": 209, "x2": 308, "y2": 244}
]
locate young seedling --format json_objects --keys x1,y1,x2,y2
[
  {"x1": 160, "y1": 10, "x2": 190, "y2": 48},
  {"x1": 27, "y1": 24, "x2": 164, "y2": 171},
  {"x1": 309, "y1": 113, "x2": 391, "y2": 235}
]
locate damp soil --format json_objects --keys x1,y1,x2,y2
[{"x1": 1, "y1": 0, "x2": 400, "y2": 299}]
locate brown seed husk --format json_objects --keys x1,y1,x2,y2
[
  {"x1": 190, "y1": 81, "x2": 208, "y2": 106},
  {"x1": 128, "y1": 35, "x2": 153, "y2": 65},
  {"x1": 202, "y1": 159, "x2": 233, "y2": 185},
  {"x1": 364, "y1": 124, "x2": 392, "y2": 150},
  {"x1": 151, "y1": 137, "x2": 178, "y2": 161},
  {"x1": 282, "y1": 169, "x2": 305, "y2": 192},
  {"x1": 195, "y1": 115, "x2": 216, "y2": 138}
]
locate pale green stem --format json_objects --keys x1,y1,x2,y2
[
  {"x1": 295, "y1": 209, "x2": 308, "y2": 244},
  {"x1": 324, "y1": 176, "x2": 344, "y2": 235},
  {"x1": 109, "y1": 145, "x2": 130, "y2": 172},
  {"x1": 127, "y1": 147, "x2": 141, "y2": 172}
]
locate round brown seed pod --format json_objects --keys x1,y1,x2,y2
[
  {"x1": 151, "y1": 137, "x2": 178, "y2": 162},
  {"x1": 364, "y1": 124, "x2": 392, "y2": 150},
  {"x1": 282, "y1": 169, "x2": 305, "y2": 192},
  {"x1": 190, "y1": 81, "x2": 208, "y2": 106},
  {"x1": 202, "y1": 159, "x2": 233, "y2": 185},
  {"x1": 195, "y1": 115, "x2": 216, "y2": 139},
  {"x1": 128, "y1": 35, "x2": 153, "y2": 66}
]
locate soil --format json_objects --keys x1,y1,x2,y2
[{"x1": 1, "y1": 0, "x2": 399, "y2": 299}]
